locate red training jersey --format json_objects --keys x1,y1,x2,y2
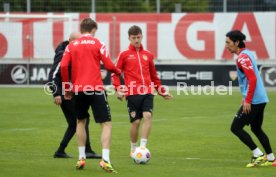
[
  {"x1": 112, "y1": 44, "x2": 166, "y2": 96},
  {"x1": 60, "y1": 34, "x2": 120, "y2": 92}
]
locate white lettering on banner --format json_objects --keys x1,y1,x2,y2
[
  {"x1": 157, "y1": 71, "x2": 213, "y2": 80},
  {"x1": 0, "y1": 12, "x2": 274, "y2": 60},
  {"x1": 30, "y1": 68, "x2": 51, "y2": 81}
]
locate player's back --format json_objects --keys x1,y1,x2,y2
[{"x1": 69, "y1": 34, "x2": 104, "y2": 92}]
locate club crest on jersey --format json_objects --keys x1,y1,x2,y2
[
  {"x1": 130, "y1": 111, "x2": 136, "y2": 119},
  {"x1": 143, "y1": 55, "x2": 148, "y2": 61},
  {"x1": 229, "y1": 71, "x2": 238, "y2": 81}
]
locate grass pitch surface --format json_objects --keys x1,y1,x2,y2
[{"x1": 0, "y1": 88, "x2": 275, "y2": 177}]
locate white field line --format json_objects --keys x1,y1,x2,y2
[
  {"x1": 0, "y1": 128, "x2": 37, "y2": 132},
  {"x1": 0, "y1": 150, "x2": 248, "y2": 163}
]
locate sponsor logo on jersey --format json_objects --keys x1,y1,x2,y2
[
  {"x1": 127, "y1": 54, "x2": 136, "y2": 60},
  {"x1": 80, "y1": 40, "x2": 95, "y2": 45}
]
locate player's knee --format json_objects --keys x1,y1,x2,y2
[
  {"x1": 102, "y1": 121, "x2": 112, "y2": 128},
  {"x1": 132, "y1": 119, "x2": 141, "y2": 126},
  {"x1": 77, "y1": 119, "x2": 86, "y2": 124},
  {"x1": 143, "y1": 112, "x2": 152, "y2": 119},
  {"x1": 230, "y1": 123, "x2": 239, "y2": 134},
  {"x1": 251, "y1": 126, "x2": 261, "y2": 135},
  {"x1": 68, "y1": 122, "x2": 76, "y2": 130},
  {"x1": 68, "y1": 119, "x2": 77, "y2": 127}
]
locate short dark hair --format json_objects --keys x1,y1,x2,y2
[
  {"x1": 226, "y1": 30, "x2": 246, "y2": 48},
  {"x1": 128, "y1": 25, "x2": 142, "y2": 36},
  {"x1": 80, "y1": 18, "x2": 98, "y2": 33}
]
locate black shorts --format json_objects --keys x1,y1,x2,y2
[
  {"x1": 126, "y1": 94, "x2": 154, "y2": 123},
  {"x1": 74, "y1": 91, "x2": 111, "y2": 123},
  {"x1": 233, "y1": 103, "x2": 266, "y2": 126}
]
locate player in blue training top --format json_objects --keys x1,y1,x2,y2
[{"x1": 225, "y1": 30, "x2": 276, "y2": 167}]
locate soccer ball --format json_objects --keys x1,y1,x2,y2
[{"x1": 132, "y1": 147, "x2": 151, "y2": 164}]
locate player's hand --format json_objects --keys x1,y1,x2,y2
[
  {"x1": 54, "y1": 96, "x2": 62, "y2": 106},
  {"x1": 116, "y1": 90, "x2": 125, "y2": 101},
  {"x1": 243, "y1": 101, "x2": 251, "y2": 114},
  {"x1": 64, "y1": 91, "x2": 73, "y2": 100},
  {"x1": 162, "y1": 93, "x2": 173, "y2": 100}
]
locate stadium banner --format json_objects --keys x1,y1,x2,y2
[
  {"x1": 0, "y1": 63, "x2": 111, "y2": 85},
  {"x1": 260, "y1": 66, "x2": 276, "y2": 87},
  {"x1": 0, "y1": 12, "x2": 275, "y2": 61},
  {"x1": 0, "y1": 63, "x2": 244, "y2": 86},
  {"x1": 2, "y1": 63, "x2": 274, "y2": 87},
  {"x1": 155, "y1": 64, "x2": 239, "y2": 86}
]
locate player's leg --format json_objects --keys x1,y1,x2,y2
[
  {"x1": 85, "y1": 117, "x2": 91, "y2": 150},
  {"x1": 90, "y1": 91, "x2": 117, "y2": 173},
  {"x1": 85, "y1": 116, "x2": 102, "y2": 159},
  {"x1": 54, "y1": 98, "x2": 76, "y2": 158},
  {"x1": 231, "y1": 106, "x2": 260, "y2": 151},
  {"x1": 100, "y1": 121, "x2": 112, "y2": 160},
  {"x1": 140, "y1": 94, "x2": 154, "y2": 148},
  {"x1": 251, "y1": 104, "x2": 272, "y2": 154},
  {"x1": 127, "y1": 95, "x2": 143, "y2": 155},
  {"x1": 140, "y1": 112, "x2": 152, "y2": 147},
  {"x1": 99, "y1": 121, "x2": 117, "y2": 173},
  {"x1": 76, "y1": 118, "x2": 87, "y2": 156},
  {"x1": 75, "y1": 118, "x2": 87, "y2": 169},
  {"x1": 231, "y1": 105, "x2": 264, "y2": 167},
  {"x1": 130, "y1": 119, "x2": 141, "y2": 154},
  {"x1": 75, "y1": 92, "x2": 90, "y2": 169},
  {"x1": 250, "y1": 103, "x2": 276, "y2": 166}
]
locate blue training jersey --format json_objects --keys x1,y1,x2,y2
[{"x1": 236, "y1": 49, "x2": 269, "y2": 104}]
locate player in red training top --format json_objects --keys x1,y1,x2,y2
[
  {"x1": 60, "y1": 18, "x2": 120, "y2": 173},
  {"x1": 112, "y1": 25, "x2": 172, "y2": 157}
]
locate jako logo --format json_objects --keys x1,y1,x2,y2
[{"x1": 11, "y1": 65, "x2": 28, "y2": 84}]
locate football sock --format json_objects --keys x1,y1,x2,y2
[
  {"x1": 267, "y1": 153, "x2": 275, "y2": 161},
  {"x1": 252, "y1": 147, "x2": 263, "y2": 158},
  {"x1": 102, "y1": 149, "x2": 110, "y2": 163},
  {"x1": 140, "y1": 138, "x2": 147, "y2": 147},
  {"x1": 131, "y1": 142, "x2": 137, "y2": 152},
  {"x1": 78, "y1": 146, "x2": 86, "y2": 160}
]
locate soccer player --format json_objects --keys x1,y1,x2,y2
[
  {"x1": 60, "y1": 18, "x2": 121, "y2": 172},
  {"x1": 48, "y1": 32, "x2": 101, "y2": 159},
  {"x1": 225, "y1": 30, "x2": 276, "y2": 167},
  {"x1": 111, "y1": 25, "x2": 172, "y2": 157}
]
